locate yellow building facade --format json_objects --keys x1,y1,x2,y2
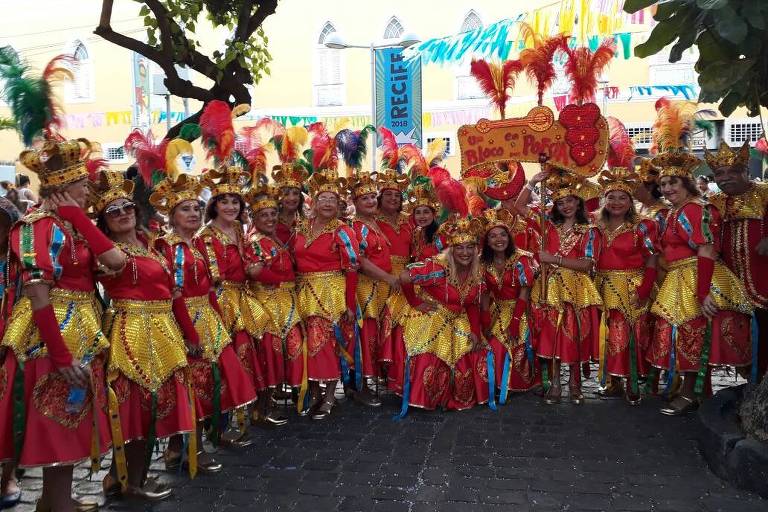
[{"x1": 1, "y1": 0, "x2": 765, "y2": 189}]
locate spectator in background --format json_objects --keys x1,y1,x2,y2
[
  {"x1": 15, "y1": 174, "x2": 37, "y2": 212},
  {"x1": 0, "y1": 182, "x2": 22, "y2": 213},
  {"x1": 697, "y1": 175, "x2": 712, "y2": 198}
]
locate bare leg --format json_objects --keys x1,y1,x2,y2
[
  {"x1": 40, "y1": 465, "x2": 75, "y2": 512},
  {"x1": 1, "y1": 463, "x2": 19, "y2": 498},
  {"x1": 125, "y1": 440, "x2": 147, "y2": 488}
]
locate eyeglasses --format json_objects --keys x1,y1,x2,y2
[
  {"x1": 104, "y1": 202, "x2": 136, "y2": 218},
  {"x1": 315, "y1": 198, "x2": 338, "y2": 205}
]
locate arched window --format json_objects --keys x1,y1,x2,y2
[
  {"x1": 314, "y1": 22, "x2": 344, "y2": 107},
  {"x1": 65, "y1": 40, "x2": 94, "y2": 102},
  {"x1": 383, "y1": 17, "x2": 404, "y2": 40},
  {"x1": 456, "y1": 11, "x2": 484, "y2": 100}
]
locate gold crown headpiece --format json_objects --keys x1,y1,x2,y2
[
  {"x1": 375, "y1": 168, "x2": 409, "y2": 192},
  {"x1": 202, "y1": 165, "x2": 248, "y2": 198},
  {"x1": 438, "y1": 214, "x2": 485, "y2": 247},
  {"x1": 19, "y1": 138, "x2": 93, "y2": 188},
  {"x1": 349, "y1": 172, "x2": 379, "y2": 198},
  {"x1": 403, "y1": 184, "x2": 440, "y2": 214},
  {"x1": 635, "y1": 157, "x2": 660, "y2": 183},
  {"x1": 704, "y1": 141, "x2": 750, "y2": 170},
  {"x1": 546, "y1": 168, "x2": 581, "y2": 202},
  {"x1": 650, "y1": 150, "x2": 701, "y2": 181},
  {"x1": 271, "y1": 163, "x2": 310, "y2": 191},
  {"x1": 308, "y1": 169, "x2": 347, "y2": 198},
  {"x1": 479, "y1": 207, "x2": 516, "y2": 235},
  {"x1": 598, "y1": 167, "x2": 639, "y2": 197},
  {"x1": 149, "y1": 174, "x2": 204, "y2": 215},
  {"x1": 245, "y1": 183, "x2": 280, "y2": 213},
  {"x1": 90, "y1": 170, "x2": 134, "y2": 215}
]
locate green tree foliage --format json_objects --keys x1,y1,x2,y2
[
  {"x1": 95, "y1": 0, "x2": 277, "y2": 137},
  {"x1": 624, "y1": 0, "x2": 767, "y2": 116}
]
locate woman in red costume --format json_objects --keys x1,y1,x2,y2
[
  {"x1": 292, "y1": 169, "x2": 360, "y2": 420},
  {"x1": 647, "y1": 102, "x2": 753, "y2": 415},
  {"x1": 0, "y1": 198, "x2": 22, "y2": 509},
  {"x1": 515, "y1": 168, "x2": 603, "y2": 405},
  {"x1": 0, "y1": 140, "x2": 125, "y2": 512},
  {"x1": 479, "y1": 208, "x2": 539, "y2": 400},
  {"x1": 196, "y1": 166, "x2": 268, "y2": 424},
  {"x1": 594, "y1": 166, "x2": 658, "y2": 405},
  {"x1": 151, "y1": 173, "x2": 257, "y2": 457},
  {"x1": 91, "y1": 170, "x2": 198, "y2": 499},
  {"x1": 272, "y1": 140, "x2": 308, "y2": 248},
  {"x1": 244, "y1": 183, "x2": 305, "y2": 422},
  {"x1": 397, "y1": 215, "x2": 488, "y2": 414}
]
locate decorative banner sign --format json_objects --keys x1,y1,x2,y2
[
  {"x1": 132, "y1": 52, "x2": 151, "y2": 128},
  {"x1": 457, "y1": 105, "x2": 609, "y2": 178},
  {"x1": 375, "y1": 47, "x2": 422, "y2": 147}
]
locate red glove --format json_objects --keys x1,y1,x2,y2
[
  {"x1": 401, "y1": 282, "x2": 424, "y2": 308},
  {"x1": 33, "y1": 305, "x2": 73, "y2": 368},
  {"x1": 345, "y1": 271, "x2": 358, "y2": 312},
  {"x1": 480, "y1": 310, "x2": 492, "y2": 332},
  {"x1": 208, "y1": 290, "x2": 223, "y2": 318},
  {"x1": 57, "y1": 205, "x2": 115, "y2": 256},
  {"x1": 172, "y1": 297, "x2": 200, "y2": 346},
  {"x1": 507, "y1": 299, "x2": 528, "y2": 340},
  {"x1": 466, "y1": 304, "x2": 482, "y2": 343},
  {"x1": 636, "y1": 266, "x2": 657, "y2": 301},
  {"x1": 696, "y1": 256, "x2": 714, "y2": 303}
]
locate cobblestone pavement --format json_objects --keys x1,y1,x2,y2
[{"x1": 10, "y1": 368, "x2": 766, "y2": 512}]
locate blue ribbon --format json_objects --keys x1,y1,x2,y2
[
  {"x1": 393, "y1": 356, "x2": 411, "y2": 421},
  {"x1": 524, "y1": 326, "x2": 534, "y2": 368},
  {"x1": 751, "y1": 313, "x2": 759, "y2": 384},
  {"x1": 665, "y1": 325, "x2": 677, "y2": 396},
  {"x1": 499, "y1": 352, "x2": 511, "y2": 405},
  {"x1": 335, "y1": 323, "x2": 351, "y2": 387},
  {"x1": 353, "y1": 306, "x2": 363, "y2": 391},
  {"x1": 486, "y1": 350, "x2": 497, "y2": 411}
]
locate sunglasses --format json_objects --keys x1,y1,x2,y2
[{"x1": 104, "y1": 202, "x2": 136, "y2": 218}]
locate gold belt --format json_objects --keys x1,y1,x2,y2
[
  {"x1": 666, "y1": 256, "x2": 696, "y2": 271},
  {"x1": 220, "y1": 280, "x2": 245, "y2": 289},
  {"x1": 297, "y1": 270, "x2": 344, "y2": 281},
  {"x1": 249, "y1": 281, "x2": 296, "y2": 292},
  {"x1": 111, "y1": 298, "x2": 172, "y2": 312},
  {"x1": 184, "y1": 295, "x2": 210, "y2": 308},
  {"x1": 48, "y1": 288, "x2": 96, "y2": 302}
]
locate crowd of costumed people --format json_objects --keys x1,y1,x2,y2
[{"x1": 0, "y1": 31, "x2": 765, "y2": 511}]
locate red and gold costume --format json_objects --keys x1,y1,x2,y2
[
  {"x1": 243, "y1": 186, "x2": 304, "y2": 391},
  {"x1": 530, "y1": 173, "x2": 603, "y2": 364},
  {"x1": 648, "y1": 151, "x2": 754, "y2": 379},
  {"x1": 594, "y1": 169, "x2": 658, "y2": 384},
  {"x1": 293, "y1": 172, "x2": 360, "y2": 382},
  {"x1": 0, "y1": 140, "x2": 111, "y2": 469},
  {"x1": 707, "y1": 142, "x2": 768, "y2": 377},
  {"x1": 480, "y1": 209, "x2": 540, "y2": 395},
  {"x1": 398, "y1": 217, "x2": 488, "y2": 413}
]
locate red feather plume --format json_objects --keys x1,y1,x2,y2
[
  {"x1": 379, "y1": 127, "x2": 399, "y2": 170},
  {"x1": 606, "y1": 117, "x2": 635, "y2": 169},
  {"x1": 200, "y1": 100, "x2": 235, "y2": 163},
  {"x1": 85, "y1": 157, "x2": 108, "y2": 182},
  {"x1": 240, "y1": 117, "x2": 284, "y2": 152},
  {"x1": 467, "y1": 192, "x2": 487, "y2": 217},
  {"x1": 123, "y1": 129, "x2": 168, "y2": 186},
  {"x1": 469, "y1": 59, "x2": 523, "y2": 120},
  {"x1": 561, "y1": 38, "x2": 616, "y2": 105},
  {"x1": 518, "y1": 24, "x2": 568, "y2": 106},
  {"x1": 429, "y1": 166, "x2": 468, "y2": 217},
  {"x1": 245, "y1": 146, "x2": 268, "y2": 176},
  {"x1": 310, "y1": 124, "x2": 338, "y2": 172},
  {"x1": 400, "y1": 144, "x2": 428, "y2": 176}
]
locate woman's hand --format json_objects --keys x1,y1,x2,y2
[
  {"x1": 469, "y1": 332, "x2": 480, "y2": 349},
  {"x1": 529, "y1": 171, "x2": 550, "y2": 186},
  {"x1": 342, "y1": 308, "x2": 356, "y2": 324},
  {"x1": 49, "y1": 191, "x2": 81, "y2": 210},
  {"x1": 58, "y1": 360, "x2": 91, "y2": 388},
  {"x1": 538, "y1": 251, "x2": 556, "y2": 265},
  {"x1": 701, "y1": 294, "x2": 718, "y2": 319},
  {"x1": 387, "y1": 275, "x2": 401, "y2": 291}
]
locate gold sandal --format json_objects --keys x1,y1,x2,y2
[{"x1": 660, "y1": 395, "x2": 698, "y2": 416}]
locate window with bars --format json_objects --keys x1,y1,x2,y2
[
  {"x1": 427, "y1": 136, "x2": 453, "y2": 156},
  {"x1": 383, "y1": 17, "x2": 404, "y2": 39},
  {"x1": 626, "y1": 125, "x2": 653, "y2": 149},
  {"x1": 65, "y1": 41, "x2": 94, "y2": 102},
  {"x1": 456, "y1": 11, "x2": 484, "y2": 100},
  {"x1": 103, "y1": 144, "x2": 127, "y2": 163},
  {"x1": 314, "y1": 22, "x2": 344, "y2": 107},
  {"x1": 728, "y1": 122, "x2": 763, "y2": 145}
]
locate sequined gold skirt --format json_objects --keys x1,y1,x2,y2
[
  {"x1": 1, "y1": 288, "x2": 108, "y2": 361},
  {"x1": 357, "y1": 274, "x2": 390, "y2": 319},
  {"x1": 387, "y1": 257, "x2": 410, "y2": 323},
  {"x1": 246, "y1": 282, "x2": 301, "y2": 339},
  {"x1": 403, "y1": 305, "x2": 474, "y2": 368},
  {"x1": 651, "y1": 257, "x2": 754, "y2": 326},
  {"x1": 105, "y1": 299, "x2": 188, "y2": 392},
  {"x1": 595, "y1": 269, "x2": 647, "y2": 324},
  {"x1": 297, "y1": 271, "x2": 347, "y2": 323},
  {"x1": 489, "y1": 298, "x2": 530, "y2": 351},
  {"x1": 217, "y1": 281, "x2": 268, "y2": 337},
  {"x1": 185, "y1": 295, "x2": 231, "y2": 361},
  {"x1": 531, "y1": 267, "x2": 603, "y2": 310}
]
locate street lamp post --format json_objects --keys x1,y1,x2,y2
[{"x1": 324, "y1": 32, "x2": 420, "y2": 171}]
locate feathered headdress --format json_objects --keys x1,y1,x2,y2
[
  {"x1": 704, "y1": 141, "x2": 750, "y2": 170},
  {"x1": 239, "y1": 117, "x2": 283, "y2": 183},
  {"x1": 245, "y1": 182, "x2": 279, "y2": 213},
  {"x1": 607, "y1": 117, "x2": 635, "y2": 171},
  {"x1": 123, "y1": 129, "x2": 170, "y2": 186},
  {"x1": 149, "y1": 174, "x2": 204, "y2": 215},
  {"x1": 478, "y1": 207, "x2": 516, "y2": 235},
  {"x1": 20, "y1": 138, "x2": 94, "y2": 188},
  {"x1": 469, "y1": 59, "x2": 523, "y2": 120},
  {"x1": 200, "y1": 100, "x2": 250, "y2": 164},
  {"x1": 0, "y1": 46, "x2": 74, "y2": 145},
  {"x1": 89, "y1": 170, "x2": 135, "y2": 215},
  {"x1": 649, "y1": 98, "x2": 702, "y2": 179},
  {"x1": 429, "y1": 166, "x2": 468, "y2": 218},
  {"x1": 438, "y1": 214, "x2": 484, "y2": 247},
  {"x1": 376, "y1": 127, "x2": 409, "y2": 192},
  {"x1": 561, "y1": 39, "x2": 616, "y2": 105},
  {"x1": 201, "y1": 165, "x2": 249, "y2": 199},
  {"x1": 271, "y1": 125, "x2": 310, "y2": 191},
  {"x1": 518, "y1": 24, "x2": 569, "y2": 106},
  {"x1": 335, "y1": 125, "x2": 374, "y2": 176}
]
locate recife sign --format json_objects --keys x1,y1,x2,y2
[{"x1": 375, "y1": 47, "x2": 423, "y2": 147}]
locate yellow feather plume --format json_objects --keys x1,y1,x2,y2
[
  {"x1": 652, "y1": 99, "x2": 697, "y2": 153},
  {"x1": 425, "y1": 137, "x2": 447, "y2": 166}
]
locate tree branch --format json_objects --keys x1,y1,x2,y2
[
  {"x1": 246, "y1": 0, "x2": 278, "y2": 37},
  {"x1": 233, "y1": 0, "x2": 257, "y2": 42},
  {"x1": 143, "y1": 0, "x2": 174, "y2": 54}
]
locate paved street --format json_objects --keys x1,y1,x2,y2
[{"x1": 10, "y1": 369, "x2": 767, "y2": 512}]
